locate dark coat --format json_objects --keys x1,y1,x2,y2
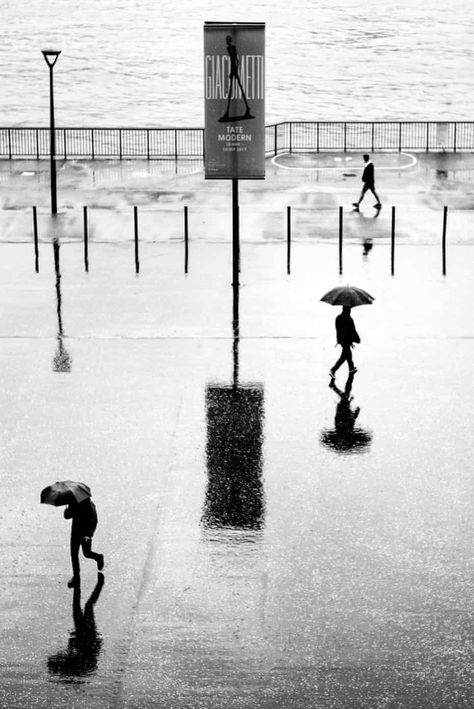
[
  {"x1": 362, "y1": 161, "x2": 375, "y2": 185},
  {"x1": 335, "y1": 312, "x2": 360, "y2": 346},
  {"x1": 64, "y1": 499, "x2": 98, "y2": 537}
]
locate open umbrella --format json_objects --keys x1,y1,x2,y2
[
  {"x1": 320, "y1": 284, "x2": 374, "y2": 307},
  {"x1": 41, "y1": 480, "x2": 91, "y2": 506}
]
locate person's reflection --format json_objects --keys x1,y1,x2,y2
[
  {"x1": 320, "y1": 372, "x2": 372, "y2": 454},
  {"x1": 362, "y1": 237, "x2": 373, "y2": 257},
  {"x1": 52, "y1": 239, "x2": 72, "y2": 373},
  {"x1": 47, "y1": 574, "x2": 104, "y2": 680}
]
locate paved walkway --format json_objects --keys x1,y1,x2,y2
[{"x1": 0, "y1": 155, "x2": 474, "y2": 708}]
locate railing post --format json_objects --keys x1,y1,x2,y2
[
  {"x1": 174, "y1": 130, "x2": 178, "y2": 160},
  {"x1": 442, "y1": 206, "x2": 447, "y2": 276},
  {"x1": 83, "y1": 206, "x2": 89, "y2": 272},
  {"x1": 146, "y1": 128, "x2": 150, "y2": 160},
  {"x1": 289, "y1": 122, "x2": 293, "y2": 154},
  {"x1": 317, "y1": 122, "x2": 320, "y2": 153},
  {"x1": 398, "y1": 122, "x2": 402, "y2": 152},
  {"x1": 91, "y1": 129, "x2": 95, "y2": 159},
  {"x1": 134, "y1": 205, "x2": 139, "y2": 274},
  {"x1": 8, "y1": 128, "x2": 12, "y2": 159},
  {"x1": 426, "y1": 122, "x2": 430, "y2": 152},
  {"x1": 184, "y1": 205, "x2": 189, "y2": 274},
  {"x1": 391, "y1": 206, "x2": 395, "y2": 276},
  {"x1": 287, "y1": 205, "x2": 291, "y2": 275},
  {"x1": 453, "y1": 122, "x2": 457, "y2": 153},
  {"x1": 119, "y1": 129, "x2": 122, "y2": 160},
  {"x1": 344, "y1": 122, "x2": 347, "y2": 153},
  {"x1": 36, "y1": 129, "x2": 40, "y2": 159},
  {"x1": 33, "y1": 206, "x2": 39, "y2": 272},
  {"x1": 338, "y1": 206, "x2": 343, "y2": 275},
  {"x1": 274, "y1": 124, "x2": 278, "y2": 156},
  {"x1": 371, "y1": 122, "x2": 375, "y2": 153}
]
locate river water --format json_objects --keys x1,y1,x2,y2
[{"x1": 0, "y1": 0, "x2": 473, "y2": 126}]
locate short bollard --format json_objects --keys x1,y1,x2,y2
[
  {"x1": 134, "y1": 206, "x2": 139, "y2": 274},
  {"x1": 391, "y1": 206, "x2": 396, "y2": 276},
  {"x1": 442, "y1": 205, "x2": 447, "y2": 276},
  {"x1": 83, "y1": 206, "x2": 89, "y2": 272},
  {"x1": 338, "y1": 206, "x2": 343, "y2": 275},
  {"x1": 184, "y1": 206, "x2": 189, "y2": 274},
  {"x1": 287, "y1": 205, "x2": 291, "y2": 275},
  {"x1": 32, "y1": 205, "x2": 39, "y2": 273}
]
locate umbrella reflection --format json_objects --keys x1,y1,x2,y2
[
  {"x1": 52, "y1": 239, "x2": 72, "y2": 373},
  {"x1": 47, "y1": 573, "x2": 104, "y2": 681},
  {"x1": 203, "y1": 279, "x2": 265, "y2": 530},
  {"x1": 320, "y1": 373, "x2": 372, "y2": 454}
]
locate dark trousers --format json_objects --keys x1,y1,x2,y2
[
  {"x1": 331, "y1": 344, "x2": 354, "y2": 373},
  {"x1": 70, "y1": 530, "x2": 101, "y2": 578}
]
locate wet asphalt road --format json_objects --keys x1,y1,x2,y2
[{"x1": 1, "y1": 155, "x2": 474, "y2": 708}]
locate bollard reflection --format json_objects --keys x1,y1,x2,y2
[
  {"x1": 47, "y1": 573, "x2": 104, "y2": 681},
  {"x1": 321, "y1": 372, "x2": 372, "y2": 454}
]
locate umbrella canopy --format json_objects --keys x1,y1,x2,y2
[
  {"x1": 320, "y1": 285, "x2": 374, "y2": 307},
  {"x1": 41, "y1": 480, "x2": 91, "y2": 506}
]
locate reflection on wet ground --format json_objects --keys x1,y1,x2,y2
[
  {"x1": 48, "y1": 574, "x2": 104, "y2": 682},
  {"x1": 1, "y1": 239, "x2": 474, "y2": 708},
  {"x1": 204, "y1": 384, "x2": 265, "y2": 530},
  {"x1": 321, "y1": 373, "x2": 372, "y2": 454}
]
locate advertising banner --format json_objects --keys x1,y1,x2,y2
[{"x1": 204, "y1": 22, "x2": 265, "y2": 179}]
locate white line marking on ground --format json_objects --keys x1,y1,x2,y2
[{"x1": 271, "y1": 152, "x2": 418, "y2": 171}]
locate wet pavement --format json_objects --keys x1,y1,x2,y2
[{"x1": 1, "y1": 154, "x2": 474, "y2": 708}]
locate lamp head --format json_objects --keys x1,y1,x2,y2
[{"x1": 42, "y1": 49, "x2": 61, "y2": 68}]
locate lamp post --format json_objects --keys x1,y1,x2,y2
[{"x1": 42, "y1": 49, "x2": 61, "y2": 215}]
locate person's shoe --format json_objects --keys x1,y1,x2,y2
[
  {"x1": 329, "y1": 370, "x2": 336, "y2": 379},
  {"x1": 67, "y1": 576, "x2": 80, "y2": 588},
  {"x1": 97, "y1": 554, "x2": 104, "y2": 571},
  {"x1": 349, "y1": 367, "x2": 358, "y2": 373},
  {"x1": 374, "y1": 203, "x2": 382, "y2": 208},
  {"x1": 352, "y1": 203, "x2": 360, "y2": 210}
]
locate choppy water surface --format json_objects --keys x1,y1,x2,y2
[{"x1": 0, "y1": 0, "x2": 473, "y2": 126}]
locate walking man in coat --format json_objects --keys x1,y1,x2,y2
[
  {"x1": 353, "y1": 154, "x2": 382, "y2": 210},
  {"x1": 329, "y1": 306, "x2": 360, "y2": 379},
  {"x1": 64, "y1": 497, "x2": 104, "y2": 588}
]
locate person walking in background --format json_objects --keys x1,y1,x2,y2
[
  {"x1": 329, "y1": 306, "x2": 360, "y2": 379},
  {"x1": 64, "y1": 496, "x2": 104, "y2": 588},
  {"x1": 353, "y1": 154, "x2": 382, "y2": 210}
]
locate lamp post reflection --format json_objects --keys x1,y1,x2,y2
[
  {"x1": 203, "y1": 279, "x2": 265, "y2": 530},
  {"x1": 52, "y1": 239, "x2": 72, "y2": 373}
]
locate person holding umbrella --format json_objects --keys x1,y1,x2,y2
[
  {"x1": 329, "y1": 306, "x2": 360, "y2": 378},
  {"x1": 41, "y1": 481, "x2": 104, "y2": 587},
  {"x1": 320, "y1": 284, "x2": 374, "y2": 379}
]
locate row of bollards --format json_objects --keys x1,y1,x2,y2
[
  {"x1": 285, "y1": 204, "x2": 449, "y2": 277},
  {"x1": 31, "y1": 204, "x2": 449, "y2": 276}
]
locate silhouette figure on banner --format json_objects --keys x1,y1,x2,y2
[
  {"x1": 329, "y1": 306, "x2": 360, "y2": 379},
  {"x1": 52, "y1": 239, "x2": 72, "y2": 373},
  {"x1": 352, "y1": 154, "x2": 382, "y2": 211},
  {"x1": 219, "y1": 36, "x2": 254, "y2": 123},
  {"x1": 321, "y1": 372, "x2": 372, "y2": 454},
  {"x1": 47, "y1": 573, "x2": 104, "y2": 680}
]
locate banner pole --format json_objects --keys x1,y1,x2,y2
[{"x1": 232, "y1": 178, "x2": 240, "y2": 286}]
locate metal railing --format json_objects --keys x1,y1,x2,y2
[{"x1": 1, "y1": 122, "x2": 474, "y2": 159}]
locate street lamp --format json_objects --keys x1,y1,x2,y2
[{"x1": 42, "y1": 49, "x2": 61, "y2": 215}]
